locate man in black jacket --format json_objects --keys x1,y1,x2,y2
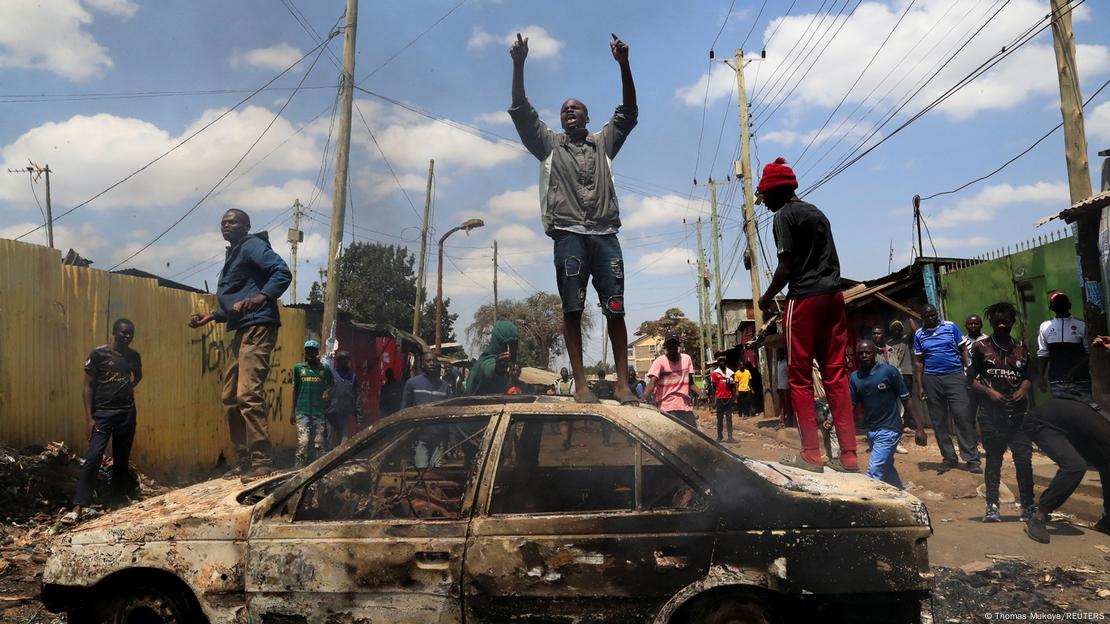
[{"x1": 188, "y1": 209, "x2": 291, "y2": 480}]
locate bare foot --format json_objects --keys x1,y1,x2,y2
[
  {"x1": 614, "y1": 387, "x2": 640, "y2": 405},
  {"x1": 573, "y1": 388, "x2": 600, "y2": 404}
]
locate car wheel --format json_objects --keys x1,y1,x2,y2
[
  {"x1": 109, "y1": 584, "x2": 200, "y2": 624},
  {"x1": 689, "y1": 593, "x2": 779, "y2": 624}
]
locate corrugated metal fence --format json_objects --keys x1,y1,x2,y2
[{"x1": 0, "y1": 239, "x2": 302, "y2": 480}]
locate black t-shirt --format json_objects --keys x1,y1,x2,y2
[
  {"x1": 84, "y1": 345, "x2": 142, "y2": 411},
  {"x1": 772, "y1": 198, "x2": 842, "y2": 299}
]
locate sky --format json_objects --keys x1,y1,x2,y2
[{"x1": 2, "y1": 0, "x2": 1109, "y2": 365}]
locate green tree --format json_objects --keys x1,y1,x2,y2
[
  {"x1": 307, "y1": 242, "x2": 456, "y2": 344},
  {"x1": 467, "y1": 293, "x2": 594, "y2": 369},
  {"x1": 636, "y1": 308, "x2": 707, "y2": 371}
]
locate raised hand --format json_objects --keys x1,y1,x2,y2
[
  {"x1": 510, "y1": 32, "x2": 529, "y2": 64},
  {"x1": 610, "y1": 33, "x2": 629, "y2": 64}
]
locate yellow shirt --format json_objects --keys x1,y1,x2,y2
[{"x1": 734, "y1": 369, "x2": 752, "y2": 392}]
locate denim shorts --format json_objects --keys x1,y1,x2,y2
[{"x1": 552, "y1": 231, "x2": 625, "y2": 317}]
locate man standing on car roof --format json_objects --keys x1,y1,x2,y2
[
  {"x1": 189, "y1": 209, "x2": 291, "y2": 481},
  {"x1": 757, "y1": 157, "x2": 857, "y2": 474}
]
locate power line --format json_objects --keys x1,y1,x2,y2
[
  {"x1": 750, "y1": 0, "x2": 834, "y2": 111},
  {"x1": 13, "y1": 34, "x2": 338, "y2": 242},
  {"x1": 802, "y1": 0, "x2": 1048, "y2": 196},
  {"x1": 357, "y1": 0, "x2": 469, "y2": 84},
  {"x1": 920, "y1": 75, "x2": 1110, "y2": 202},
  {"x1": 710, "y1": 0, "x2": 739, "y2": 53},
  {"x1": 740, "y1": 0, "x2": 769, "y2": 51},
  {"x1": 792, "y1": 0, "x2": 917, "y2": 165},
  {"x1": 748, "y1": 0, "x2": 798, "y2": 96},
  {"x1": 108, "y1": 33, "x2": 337, "y2": 270}
]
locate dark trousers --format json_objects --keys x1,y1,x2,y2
[
  {"x1": 1025, "y1": 399, "x2": 1110, "y2": 517},
  {"x1": 74, "y1": 409, "x2": 136, "y2": 506},
  {"x1": 923, "y1": 372, "x2": 980, "y2": 466},
  {"x1": 735, "y1": 391, "x2": 752, "y2": 417},
  {"x1": 979, "y1": 408, "x2": 1035, "y2": 509},
  {"x1": 716, "y1": 399, "x2": 734, "y2": 439}
]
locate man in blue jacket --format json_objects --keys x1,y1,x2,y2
[{"x1": 189, "y1": 209, "x2": 291, "y2": 480}]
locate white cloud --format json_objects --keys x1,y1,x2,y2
[
  {"x1": 0, "y1": 0, "x2": 137, "y2": 81},
  {"x1": 487, "y1": 185, "x2": 539, "y2": 220},
  {"x1": 224, "y1": 178, "x2": 323, "y2": 212},
  {"x1": 356, "y1": 169, "x2": 429, "y2": 201},
  {"x1": 762, "y1": 123, "x2": 873, "y2": 147},
  {"x1": 1089, "y1": 102, "x2": 1110, "y2": 144},
  {"x1": 636, "y1": 247, "x2": 696, "y2": 276},
  {"x1": 675, "y1": 63, "x2": 735, "y2": 108},
  {"x1": 473, "y1": 111, "x2": 512, "y2": 126},
  {"x1": 688, "y1": 0, "x2": 1109, "y2": 121},
  {"x1": 468, "y1": 25, "x2": 564, "y2": 60},
  {"x1": 927, "y1": 181, "x2": 1069, "y2": 228},
  {"x1": 0, "y1": 106, "x2": 324, "y2": 212},
  {"x1": 467, "y1": 27, "x2": 494, "y2": 50},
  {"x1": 621, "y1": 193, "x2": 707, "y2": 230},
  {"x1": 0, "y1": 221, "x2": 108, "y2": 257},
  {"x1": 230, "y1": 43, "x2": 305, "y2": 72}
]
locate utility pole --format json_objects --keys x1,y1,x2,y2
[
  {"x1": 287, "y1": 198, "x2": 303, "y2": 304},
  {"x1": 696, "y1": 220, "x2": 708, "y2": 370},
  {"x1": 1049, "y1": 0, "x2": 1104, "y2": 400},
  {"x1": 412, "y1": 159, "x2": 434, "y2": 336},
  {"x1": 1050, "y1": 0, "x2": 1092, "y2": 204},
  {"x1": 8, "y1": 163, "x2": 53, "y2": 248},
  {"x1": 709, "y1": 179, "x2": 724, "y2": 351},
  {"x1": 717, "y1": 47, "x2": 770, "y2": 413},
  {"x1": 493, "y1": 240, "x2": 499, "y2": 320},
  {"x1": 912, "y1": 194, "x2": 924, "y2": 259},
  {"x1": 321, "y1": 0, "x2": 358, "y2": 349}
]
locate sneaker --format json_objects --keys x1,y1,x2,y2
[
  {"x1": 983, "y1": 503, "x2": 1001, "y2": 523},
  {"x1": 1094, "y1": 516, "x2": 1110, "y2": 536},
  {"x1": 966, "y1": 463, "x2": 982, "y2": 474},
  {"x1": 1020, "y1": 506, "x2": 1037, "y2": 522},
  {"x1": 1025, "y1": 515, "x2": 1050, "y2": 543},
  {"x1": 895, "y1": 445, "x2": 908, "y2": 454}
]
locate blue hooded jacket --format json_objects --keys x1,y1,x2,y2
[{"x1": 214, "y1": 232, "x2": 292, "y2": 331}]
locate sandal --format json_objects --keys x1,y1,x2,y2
[
  {"x1": 827, "y1": 458, "x2": 860, "y2": 473},
  {"x1": 780, "y1": 453, "x2": 825, "y2": 473}
]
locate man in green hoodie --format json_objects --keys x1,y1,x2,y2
[{"x1": 466, "y1": 321, "x2": 519, "y2": 395}]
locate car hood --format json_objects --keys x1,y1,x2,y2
[
  {"x1": 735, "y1": 458, "x2": 931, "y2": 529},
  {"x1": 61, "y1": 477, "x2": 264, "y2": 546}
]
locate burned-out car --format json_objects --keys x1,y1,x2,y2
[{"x1": 43, "y1": 396, "x2": 933, "y2": 623}]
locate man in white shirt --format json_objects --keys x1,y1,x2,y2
[{"x1": 1037, "y1": 292, "x2": 1091, "y2": 404}]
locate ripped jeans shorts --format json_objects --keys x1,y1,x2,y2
[{"x1": 552, "y1": 231, "x2": 625, "y2": 317}]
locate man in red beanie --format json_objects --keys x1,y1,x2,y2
[{"x1": 756, "y1": 157, "x2": 857, "y2": 473}]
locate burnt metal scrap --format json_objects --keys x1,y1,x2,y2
[{"x1": 41, "y1": 397, "x2": 933, "y2": 623}]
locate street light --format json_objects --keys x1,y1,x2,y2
[{"x1": 436, "y1": 218, "x2": 485, "y2": 352}]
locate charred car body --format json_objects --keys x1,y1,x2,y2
[{"x1": 43, "y1": 396, "x2": 933, "y2": 623}]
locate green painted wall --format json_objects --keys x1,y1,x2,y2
[{"x1": 939, "y1": 236, "x2": 1082, "y2": 402}]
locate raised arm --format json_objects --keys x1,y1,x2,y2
[
  {"x1": 610, "y1": 33, "x2": 636, "y2": 108},
  {"x1": 511, "y1": 33, "x2": 528, "y2": 106}
]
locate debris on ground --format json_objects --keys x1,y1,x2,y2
[{"x1": 932, "y1": 559, "x2": 1109, "y2": 623}]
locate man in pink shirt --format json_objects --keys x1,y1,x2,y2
[{"x1": 643, "y1": 333, "x2": 706, "y2": 427}]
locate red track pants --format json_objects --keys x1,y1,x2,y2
[{"x1": 784, "y1": 291, "x2": 857, "y2": 467}]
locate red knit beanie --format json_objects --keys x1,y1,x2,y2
[{"x1": 757, "y1": 157, "x2": 798, "y2": 193}]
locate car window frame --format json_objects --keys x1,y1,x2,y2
[
  {"x1": 481, "y1": 412, "x2": 710, "y2": 518},
  {"x1": 266, "y1": 412, "x2": 501, "y2": 523}
]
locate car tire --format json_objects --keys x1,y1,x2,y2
[
  {"x1": 689, "y1": 592, "x2": 779, "y2": 624},
  {"x1": 109, "y1": 583, "x2": 201, "y2": 624}
]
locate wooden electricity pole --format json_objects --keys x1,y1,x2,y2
[
  {"x1": 412, "y1": 159, "x2": 434, "y2": 336},
  {"x1": 696, "y1": 220, "x2": 709, "y2": 369},
  {"x1": 288, "y1": 198, "x2": 303, "y2": 304},
  {"x1": 1049, "y1": 0, "x2": 1092, "y2": 204},
  {"x1": 321, "y1": 0, "x2": 358, "y2": 348},
  {"x1": 1049, "y1": 0, "x2": 1105, "y2": 400},
  {"x1": 716, "y1": 47, "x2": 771, "y2": 414},
  {"x1": 493, "y1": 240, "x2": 499, "y2": 320},
  {"x1": 709, "y1": 179, "x2": 724, "y2": 351},
  {"x1": 8, "y1": 163, "x2": 53, "y2": 248}
]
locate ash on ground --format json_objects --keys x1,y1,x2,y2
[{"x1": 932, "y1": 558, "x2": 1110, "y2": 623}]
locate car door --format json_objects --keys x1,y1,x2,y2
[
  {"x1": 245, "y1": 414, "x2": 496, "y2": 624},
  {"x1": 463, "y1": 412, "x2": 717, "y2": 622}
]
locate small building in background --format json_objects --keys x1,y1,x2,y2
[{"x1": 628, "y1": 333, "x2": 664, "y2": 377}]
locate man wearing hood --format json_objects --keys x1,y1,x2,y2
[
  {"x1": 189, "y1": 209, "x2": 291, "y2": 480},
  {"x1": 466, "y1": 321, "x2": 520, "y2": 395}
]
